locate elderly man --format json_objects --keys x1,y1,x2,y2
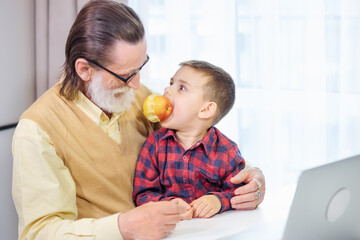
[{"x1": 12, "y1": 1, "x2": 265, "y2": 239}]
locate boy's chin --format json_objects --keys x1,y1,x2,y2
[
  {"x1": 160, "y1": 118, "x2": 173, "y2": 129},
  {"x1": 160, "y1": 121, "x2": 169, "y2": 128}
]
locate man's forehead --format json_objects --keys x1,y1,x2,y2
[{"x1": 108, "y1": 39, "x2": 147, "y2": 69}]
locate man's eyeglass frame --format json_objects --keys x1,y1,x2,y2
[{"x1": 86, "y1": 55, "x2": 149, "y2": 84}]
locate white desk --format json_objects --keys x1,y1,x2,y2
[{"x1": 167, "y1": 185, "x2": 296, "y2": 240}]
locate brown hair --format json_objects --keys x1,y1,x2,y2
[
  {"x1": 60, "y1": 0, "x2": 145, "y2": 100},
  {"x1": 179, "y1": 60, "x2": 235, "y2": 125}
]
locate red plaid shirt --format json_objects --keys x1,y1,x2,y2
[{"x1": 133, "y1": 127, "x2": 245, "y2": 213}]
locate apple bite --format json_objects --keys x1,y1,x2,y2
[{"x1": 143, "y1": 94, "x2": 173, "y2": 122}]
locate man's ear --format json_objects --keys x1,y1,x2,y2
[
  {"x1": 75, "y1": 58, "x2": 93, "y2": 82},
  {"x1": 198, "y1": 102, "x2": 217, "y2": 120}
]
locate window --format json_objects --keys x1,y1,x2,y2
[{"x1": 129, "y1": 0, "x2": 360, "y2": 190}]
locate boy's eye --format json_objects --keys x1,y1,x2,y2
[{"x1": 180, "y1": 85, "x2": 186, "y2": 91}]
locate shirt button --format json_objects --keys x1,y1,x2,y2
[
  {"x1": 183, "y1": 178, "x2": 186, "y2": 183},
  {"x1": 182, "y1": 156, "x2": 187, "y2": 160}
]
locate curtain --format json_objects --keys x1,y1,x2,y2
[
  {"x1": 129, "y1": 0, "x2": 360, "y2": 189},
  {"x1": 35, "y1": 0, "x2": 125, "y2": 98}
]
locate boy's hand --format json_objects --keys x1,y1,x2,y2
[
  {"x1": 171, "y1": 198, "x2": 193, "y2": 220},
  {"x1": 190, "y1": 195, "x2": 221, "y2": 218}
]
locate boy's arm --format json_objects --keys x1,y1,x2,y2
[
  {"x1": 133, "y1": 134, "x2": 174, "y2": 205},
  {"x1": 208, "y1": 147, "x2": 245, "y2": 213}
]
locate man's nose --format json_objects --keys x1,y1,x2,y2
[{"x1": 126, "y1": 74, "x2": 141, "y2": 90}]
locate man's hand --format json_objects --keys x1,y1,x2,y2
[
  {"x1": 171, "y1": 198, "x2": 193, "y2": 220},
  {"x1": 190, "y1": 195, "x2": 221, "y2": 218},
  {"x1": 230, "y1": 167, "x2": 266, "y2": 210},
  {"x1": 118, "y1": 201, "x2": 186, "y2": 240}
]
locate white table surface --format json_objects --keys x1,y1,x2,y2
[{"x1": 167, "y1": 184, "x2": 296, "y2": 240}]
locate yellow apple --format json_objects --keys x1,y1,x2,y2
[{"x1": 143, "y1": 94, "x2": 173, "y2": 123}]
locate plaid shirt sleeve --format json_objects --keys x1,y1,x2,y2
[
  {"x1": 132, "y1": 133, "x2": 174, "y2": 206},
  {"x1": 208, "y1": 145, "x2": 245, "y2": 213}
]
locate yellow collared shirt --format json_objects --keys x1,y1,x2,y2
[{"x1": 12, "y1": 91, "x2": 124, "y2": 240}]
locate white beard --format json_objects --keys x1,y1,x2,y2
[{"x1": 87, "y1": 72, "x2": 135, "y2": 114}]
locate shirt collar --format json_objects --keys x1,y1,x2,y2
[
  {"x1": 198, "y1": 126, "x2": 217, "y2": 156},
  {"x1": 73, "y1": 91, "x2": 122, "y2": 125},
  {"x1": 162, "y1": 128, "x2": 177, "y2": 141},
  {"x1": 162, "y1": 127, "x2": 217, "y2": 156}
]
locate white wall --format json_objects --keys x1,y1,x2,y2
[
  {"x1": 0, "y1": 1, "x2": 36, "y2": 239},
  {"x1": 0, "y1": 129, "x2": 17, "y2": 240},
  {"x1": 0, "y1": 1, "x2": 35, "y2": 125}
]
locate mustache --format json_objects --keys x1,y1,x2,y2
[{"x1": 112, "y1": 87, "x2": 130, "y2": 94}]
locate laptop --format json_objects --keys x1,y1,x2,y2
[{"x1": 221, "y1": 154, "x2": 360, "y2": 240}]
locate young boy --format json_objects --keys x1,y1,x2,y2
[{"x1": 133, "y1": 60, "x2": 245, "y2": 219}]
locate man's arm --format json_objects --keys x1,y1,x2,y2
[{"x1": 12, "y1": 119, "x2": 120, "y2": 239}]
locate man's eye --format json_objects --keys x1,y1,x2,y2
[
  {"x1": 119, "y1": 70, "x2": 136, "y2": 78},
  {"x1": 120, "y1": 73, "x2": 131, "y2": 78}
]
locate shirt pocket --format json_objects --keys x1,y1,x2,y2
[{"x1": 196, "y1": 171, "x2": 222, "y2": 194}]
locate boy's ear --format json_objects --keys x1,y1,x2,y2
[
  {"x1": 75, "y1": 58, "x2": 93, "y2": 82},
  {"x1": 198, "y1": 102, "x2": 217, "y2": 120}
]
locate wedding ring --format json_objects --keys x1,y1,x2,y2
[
  {"x1": 255, "y1": 189, "x2": 261, "y2": 199},
  {"x1": 254, "y1": 179, "x2": 262, "y2": 189}
]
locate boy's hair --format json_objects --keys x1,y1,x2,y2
[{"x1": 179, "y1": 60, "x2": 235, "y2": 125}]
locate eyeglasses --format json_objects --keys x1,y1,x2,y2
[{"x1": 86, "y1": 55, "x2": 149, "y2": 84}]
